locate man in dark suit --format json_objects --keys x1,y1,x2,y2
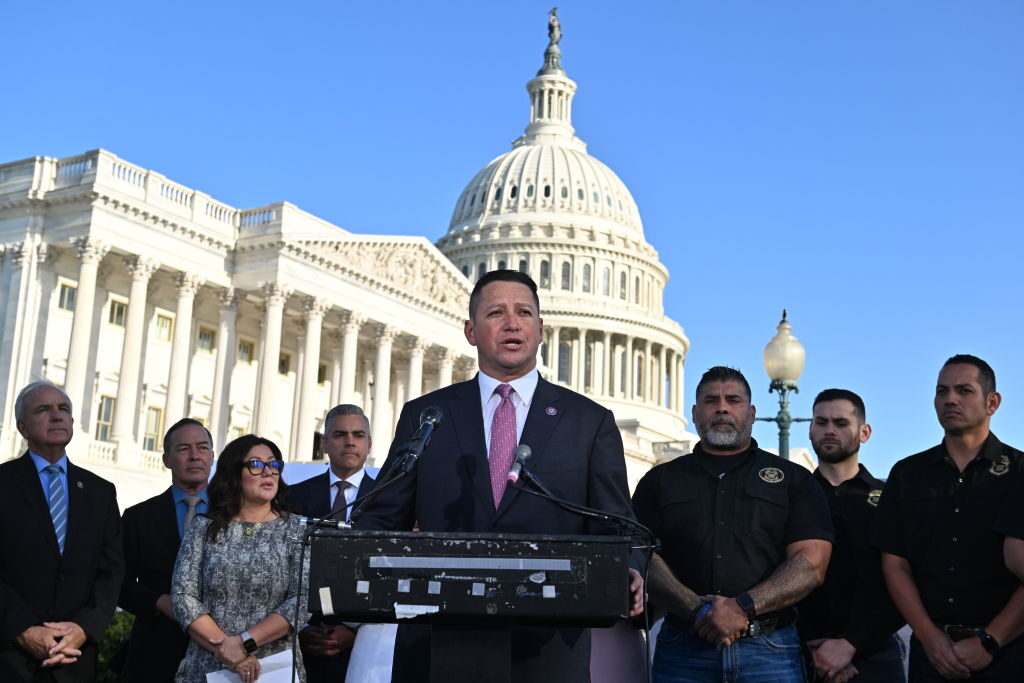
[
  {"x1": 356, "y1": 269, "x2": 643, "y2": 683},
  {"x1": 289, "y1": 404, "x2": 376, "y2": 683},
  {"x1": 118, "y1": 418, "x2": 213, "y2": 682},
  {"x1": 0, "y1": 381, "x2": 123, "y2": 682}
]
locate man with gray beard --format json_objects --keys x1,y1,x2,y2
[{"x1": 633, "y1": 366, "x2": 833, "y2": 682}]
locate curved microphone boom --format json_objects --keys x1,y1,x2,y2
[
  {"x1": 507, "y1": 444, "x2": 532, "y2": 484},
  {"x1": 398, "y1": 406, "x2": 443, "y2": 472}
]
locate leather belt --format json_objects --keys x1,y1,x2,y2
[{"x1": 740, "y1": 609, "x2": 795, "y2": 638}]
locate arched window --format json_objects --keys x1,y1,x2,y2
[
  {"x1": 619, "y1": 272, "x2": 627, "y2": 300},
  {"x1": 497, "y1": 260, "x2": 506, "y2": 270},
  {"x1": 518, "y1": 259, "x2": 528, "y2": 274},
  {"x1": 602, "y1": 267, "x2": 610, "y2": 296},
  {"x1": 540, "y1": 260, "x2": 551, "y2": 288},
  {"x1": 527, "y1": 184, "x2": 535, "y2": 198},
  {"x1": 582, "y1": 264, "x2": 592, "y2": 293},
  {"x1": 577, "y1": 188, "x2": 584, "y2": 200},
  {"x1": 543, "y1": 185, "x2": 551, "y2": 198},
  {"x1": 510, "y1": 185, "x2": 518, "y2": 199},
  {"x1": 470, "y1": 193, "x2": 476, "y2": 206},
  {"x1": 561, "y1": 186, "x2": 568, "y2": 199},
  {"x1": 634, "y1": 276, "x2": 640, "y2": 304},
  {"x1": 592, "y1": 191, "x2": 599, "y2": 203},
  {"x1": 462, "y1": 265, "x2": 470, "y2": 277},
  {"x1": 494, "y1": 187, "x2": 502, "y2": 202},
  {"x1": 561, "y1": 262, "x2": 571, "y2": 290},
  {"x1": 478, "y1": 262, "x2": 486, "y2": 279}
]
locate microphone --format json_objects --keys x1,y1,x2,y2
[
  {"x1": 507, "y1": 444, "x2": 532, "y2": 484},
  {"x1": 398, "y1": 406, "x2": 443, "y2": 472}
]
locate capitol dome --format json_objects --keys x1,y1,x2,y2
[{"x1": 437, "y1": 12, "x2": 695, "y2": 483}]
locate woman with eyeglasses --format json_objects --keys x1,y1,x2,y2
[{"x1": 171, "y1": 435, "x2": 309, "y2": 682}]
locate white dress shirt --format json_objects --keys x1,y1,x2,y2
[{"x1": 477, "y1": 369, "x2": 539, "y2": 456}]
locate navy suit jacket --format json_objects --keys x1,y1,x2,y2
[
  {"x1": 288, "y1": 469, "x2": 376, "y2": 520},
  {"x1": 0, "y1": 453, "x2": 123, "y2": 683},
  {"x1": 356, "y1": 375, "x2": 634, "y2": 683},
  {"x1": 118, "y1": 487, "x2": 190, "y2": 683}
]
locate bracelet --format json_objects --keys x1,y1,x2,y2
[
  {"x1": 977, "y1": 629, "x2": 1001, "y2": 656},
  {"x1": 239, "y1": 630, "x2": 258, "y2": 654}
]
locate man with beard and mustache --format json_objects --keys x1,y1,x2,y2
[
  {"x1": 873, "y1": 355, "x2": 1024, "y2": 681},
  {"x1": 633, "y1": 366, "x2": 833, "y2": 682},
  {"x1": 799, "y1": 389, "x2": 905, "y2": 683}
]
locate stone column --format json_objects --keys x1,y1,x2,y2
[
  {"x1": 624, "y1": 335, "x2": 634, "y2": 400},
  {"x1": 254, "y1": 283, "x2": 292, "y2": 436},
  {"x1": 602, "y1": 331, "x2": 612, "y2": 396},
  {"x1": 643, "y1": 339, "x2": 652, "y2": 402},
  {"x1": 659, "y1": 345, "x2": 668, "y2": 408},
  {"x1": 209, "y1": 288, "x2": 237, "y2": 449},
  {"x1": 549, "y1": 326, "x2": 561, "y2": 382},
  {"x1": 328, "y1": 330, "x2": 344, "y2": 407},
  {"x1": 64, "y1": 238, "x2": 109, "y2": 422},
  {"x1": 371, "y1": 325, "x2": 397, "y2": 444},
  {"x1": 437, "y1": 348, "x2": 454, "y2": 389},
  {"x1": 361, "y1": 358, "x2": 374, "y2": 412},
  {"x1": 0, "y1": 243, "x2": 30, "y2": 459},
  {"x1": 165, "y1": 273, "x2": 204, "y2": 426},
  {"x1": 570, "y1": 330, "x2": 582, "y2": 390},
  {"x1": 113, "y1": 256, "x2": 158, "y2": 462},
  {"x1": 407, "y1": 338, "x2": 426, "y2": 401},
  {"x1": 295, "y1": 297, "x2": 328, "y2": 462},
  {"x1": 676, "y1": 355, "x2": 685, "y2": 415},
  {"x1": 338, "y1": 311, "x2": 364, "y2": 405}
]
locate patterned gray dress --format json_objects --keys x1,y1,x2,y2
[{"x1": 171, "y1": 514, "x2": 310, "y2": 682}]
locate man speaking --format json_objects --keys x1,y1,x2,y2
[{"x1": 356, "y1": 269, "x2": 642, "y2": 683}]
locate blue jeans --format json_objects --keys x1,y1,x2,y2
[{"x1": 654, "y1": 620, "x2": 805, "y2": 683}]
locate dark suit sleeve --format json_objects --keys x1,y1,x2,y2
[
  {"x1": 119, "y1": 503, "x2": 162, "y2": 617},
  {"x1": 0, "y1": 580, "x2": 38, "y2": 642},
  {"x1": 585, "y1": 408, "x2": 635, "y2": 535},
  {"x1": 74, "y1": 483, "x2": 124, "y2": 640},
  {"x1": 352, "y1": 403, "x2": 419, "y2": 531}
]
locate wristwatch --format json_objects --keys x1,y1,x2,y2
[
  {"x1": 240, "y1": 630, "x2": 258, "y2": 654},
  {"x1": 977, "y1": 629, "x2": 1001, "y2": 656},
  {"x1": 735, "y1": 592, "x2": 757, "y2": 621}
]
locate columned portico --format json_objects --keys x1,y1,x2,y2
[
  {"x1": 113, "y1": 256, "x2": 158, "y2": 463},
  {"x1": 64, "y1": 238, "x2": 109, "y2": 423},
  {"x1": 165, "y1": 273, "x2": 203, "y2": 425}
]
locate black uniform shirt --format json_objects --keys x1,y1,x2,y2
[
  {"x1": 632, "y1": 439, "x2": 833, "y2": 606},
  {"x1": 798, "y1": 465, "x2": 904, "y2": 654},
  {"x1": 871, "y1": 432, "x2": 1024, "y2": 626}
]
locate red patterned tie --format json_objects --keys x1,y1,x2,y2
[{"x1": 489, "y1": 383, "x2": 517, "y2": 508}]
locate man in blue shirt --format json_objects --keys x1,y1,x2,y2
[
  {"x1": 118, "y1": 418, "x2": 213, "y2": 682},
  {"x1": 0, "y1": 381, "x2": 123, "y2": 682}
]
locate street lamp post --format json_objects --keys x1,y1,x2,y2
[{"x1": 756, "y1": 310, "x2": 811, "y2": 460}]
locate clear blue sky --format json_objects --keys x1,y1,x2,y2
[{"x1": 3, "y1": 1, "x2": 1022, "y2": 476}]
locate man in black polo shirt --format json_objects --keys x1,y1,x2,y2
[
  {"x1": 800, "y1": 389, "x2": 905, "y2": 682},
  {"x1": 873, "y1": 354, "x2": 1024, "y2": 681},
  {"x1": 633, "y1": 366, "x2": 833, "y2": 682}
]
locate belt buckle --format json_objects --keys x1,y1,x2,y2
[{"x1": 745, "y1": 619, "x2": 761, "y2": 638}]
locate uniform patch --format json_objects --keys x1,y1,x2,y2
[
  {"x1": 867, "y1": 489, "x2": 882, "y2": 507},
  {"x1": 545, "y1": 406, "x2": 558, "y2": 416},
  {"x1": 758, "y1": 467, "x2": 784, "y2": 483},
  {"x1": 990, "y1": 455, "x2": 1010, "y2": 476}
]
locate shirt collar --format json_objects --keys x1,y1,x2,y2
[
  {"x1": 932, "y1": 431, "x2": 1004, "y2": 464},
  {"x1": 29, "y1": 451, "x2": 68, "y2": 475},
  {"x1": 813, "y1": 463, "x2": 881, "y2": 489},
  {"x1": 329, "y1": 466, "x2": 366, "y2": 490},
  {"x1": 477, "y1": 369, "x2": 539, "y2": 408},
  {"x1": 692, "y1": 438, "x2": 759, "y2": 459},
  {"x1": 171, "y1": 486, "x2": 209, "y2": 505}
]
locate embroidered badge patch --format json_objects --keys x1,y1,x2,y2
[
  {"x1": 990, "y1": 455, "x2": 1010, "y2": 476},
  {"x1": 758, "y1": 467, "x2": 784, "y2": 483},
  {"x1": 545, "y1": 406, "x2": 558, "y2": 416},
  {"x1": 867, "y1": 489, "x2": 882, "y2": 507}
]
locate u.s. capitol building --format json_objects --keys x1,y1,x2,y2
[{"x1": 0, "y1": 23, "x2": 694, "y2": 506}]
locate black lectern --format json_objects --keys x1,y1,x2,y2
[{"x1": 306, "y1": 529, "x2": 632, "y2": 683}]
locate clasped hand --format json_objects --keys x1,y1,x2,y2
[
  {"x1": 16, "y1": 621, "x2": 86, "y2": 667},
  {"x1": 693, "y1": 595, "x2": 748, "y2": 646}
]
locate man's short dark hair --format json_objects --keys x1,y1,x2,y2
[
  {"x1": 695, "y1": 366, "x2": 752, "y2": 402},
  {"x1": 813, "y1": 388, "x2": 866, "y2": 423},
  {"x1": 943, "y1": 354, "x2": 997, "y2": 394},
  {"x1": 163, "y1": 418, "x2": 213, "y2": 455},
  {"x1": 323, "y1": 404, "x2": 371, "y2": 438},
  {"x1": 468, "y1": 270, "x2": 541, "y2": 320}
]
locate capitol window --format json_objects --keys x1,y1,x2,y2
[
  {"x1": 518, "y1": 259, "x2": 528, "y2": 274},
  {"x1": 238, "y1": 340, "x2": 255, "y2": 364},
  {"x1": 498, "y1": 260, "x2": 506, "y2": 270},
  {"x1": 561, "y1": 262, "x2": 571, "y2": 290},
  {"x1": 143, "y1": 407, "x2": 163, "y2": 452},
  {"x1": 592, "y1": 191, "x2": 599, "y2": 203},
  {"x1": 540, "y1": 260, "x2": 550, "y2": 288},
  {"x1": 510, "y1": 185, "x2": 518, "y2": 199},
  {"x1": 602, "y1": 267, "x2": 611, "y2": 296},
  {"x1": 95, "y1": 396, "x2": 115, "y2": 442},
  {"x1": 197, "y1": 327, "x2": 216, "y2": 352},
  {"x1": 634, "y1": 276, "x2": 641, "y2": 304},
  {"x1": 318, "y1": 363, "x2": 328, "y2": 385},
  {"x1": 478, "y1": 262, "x2": 486, "y2": 279},
  {"x1": 527, "y1": 184, "x2": 534, "y2": 198},
  {"x1": 582, "y1": 264, "x2": 592, "y2": 293},
  {"x1": 619, "y1": 272, "x2": 627, "y2": 300},
  {"x1": 109, "y1": 299, "x2": 128, "y2": 327},
  {"x1": 544, "y1": 185, "x2": 551, "y2": 198},
  {"x1": 561, "y1": 186, "x2": 568, "y2": 199},
  {"x1": 577, "y1": 188, "x2": 584, "y2": 200},
  {"x1": 278, "y1": 353, "x2": 291, "y2": 375},
  {"x1": 58, "y1": 283, "x2": 77, "y2": 312},
  {"x1": 155, "y1": 314, "x2": 174, "y2": 342}
]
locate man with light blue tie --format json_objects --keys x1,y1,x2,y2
[
  {"x1": 0, "y1": 380, "x2": 123, "y2": 682},
  {"x1": 118, "y1": 418, "x2": 214, "y2": 682}
]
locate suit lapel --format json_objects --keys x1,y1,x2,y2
[
  {"x1": 494, "y1": 378, "x2": 564, "y2": 520},
  {"x1": 448, "y1": 378, "x2": 493, "y2": 514},
  {"x1": 157, "y1": 487, "x2": 181, "y2": 547},
  {"x1": 13, "y1": 452, "x2": 61, "y2": 557},
  {"x1": 65, "y1": 461, "x2": 90, "y2": 560}
]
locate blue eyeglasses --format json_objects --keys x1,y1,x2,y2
[{"x1": 244, "y1": 459, "x2": 284, "y2": 476}]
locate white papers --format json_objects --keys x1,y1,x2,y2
[{"x1": 205, "y1": 649, "x2": 296, "y2": 683}]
